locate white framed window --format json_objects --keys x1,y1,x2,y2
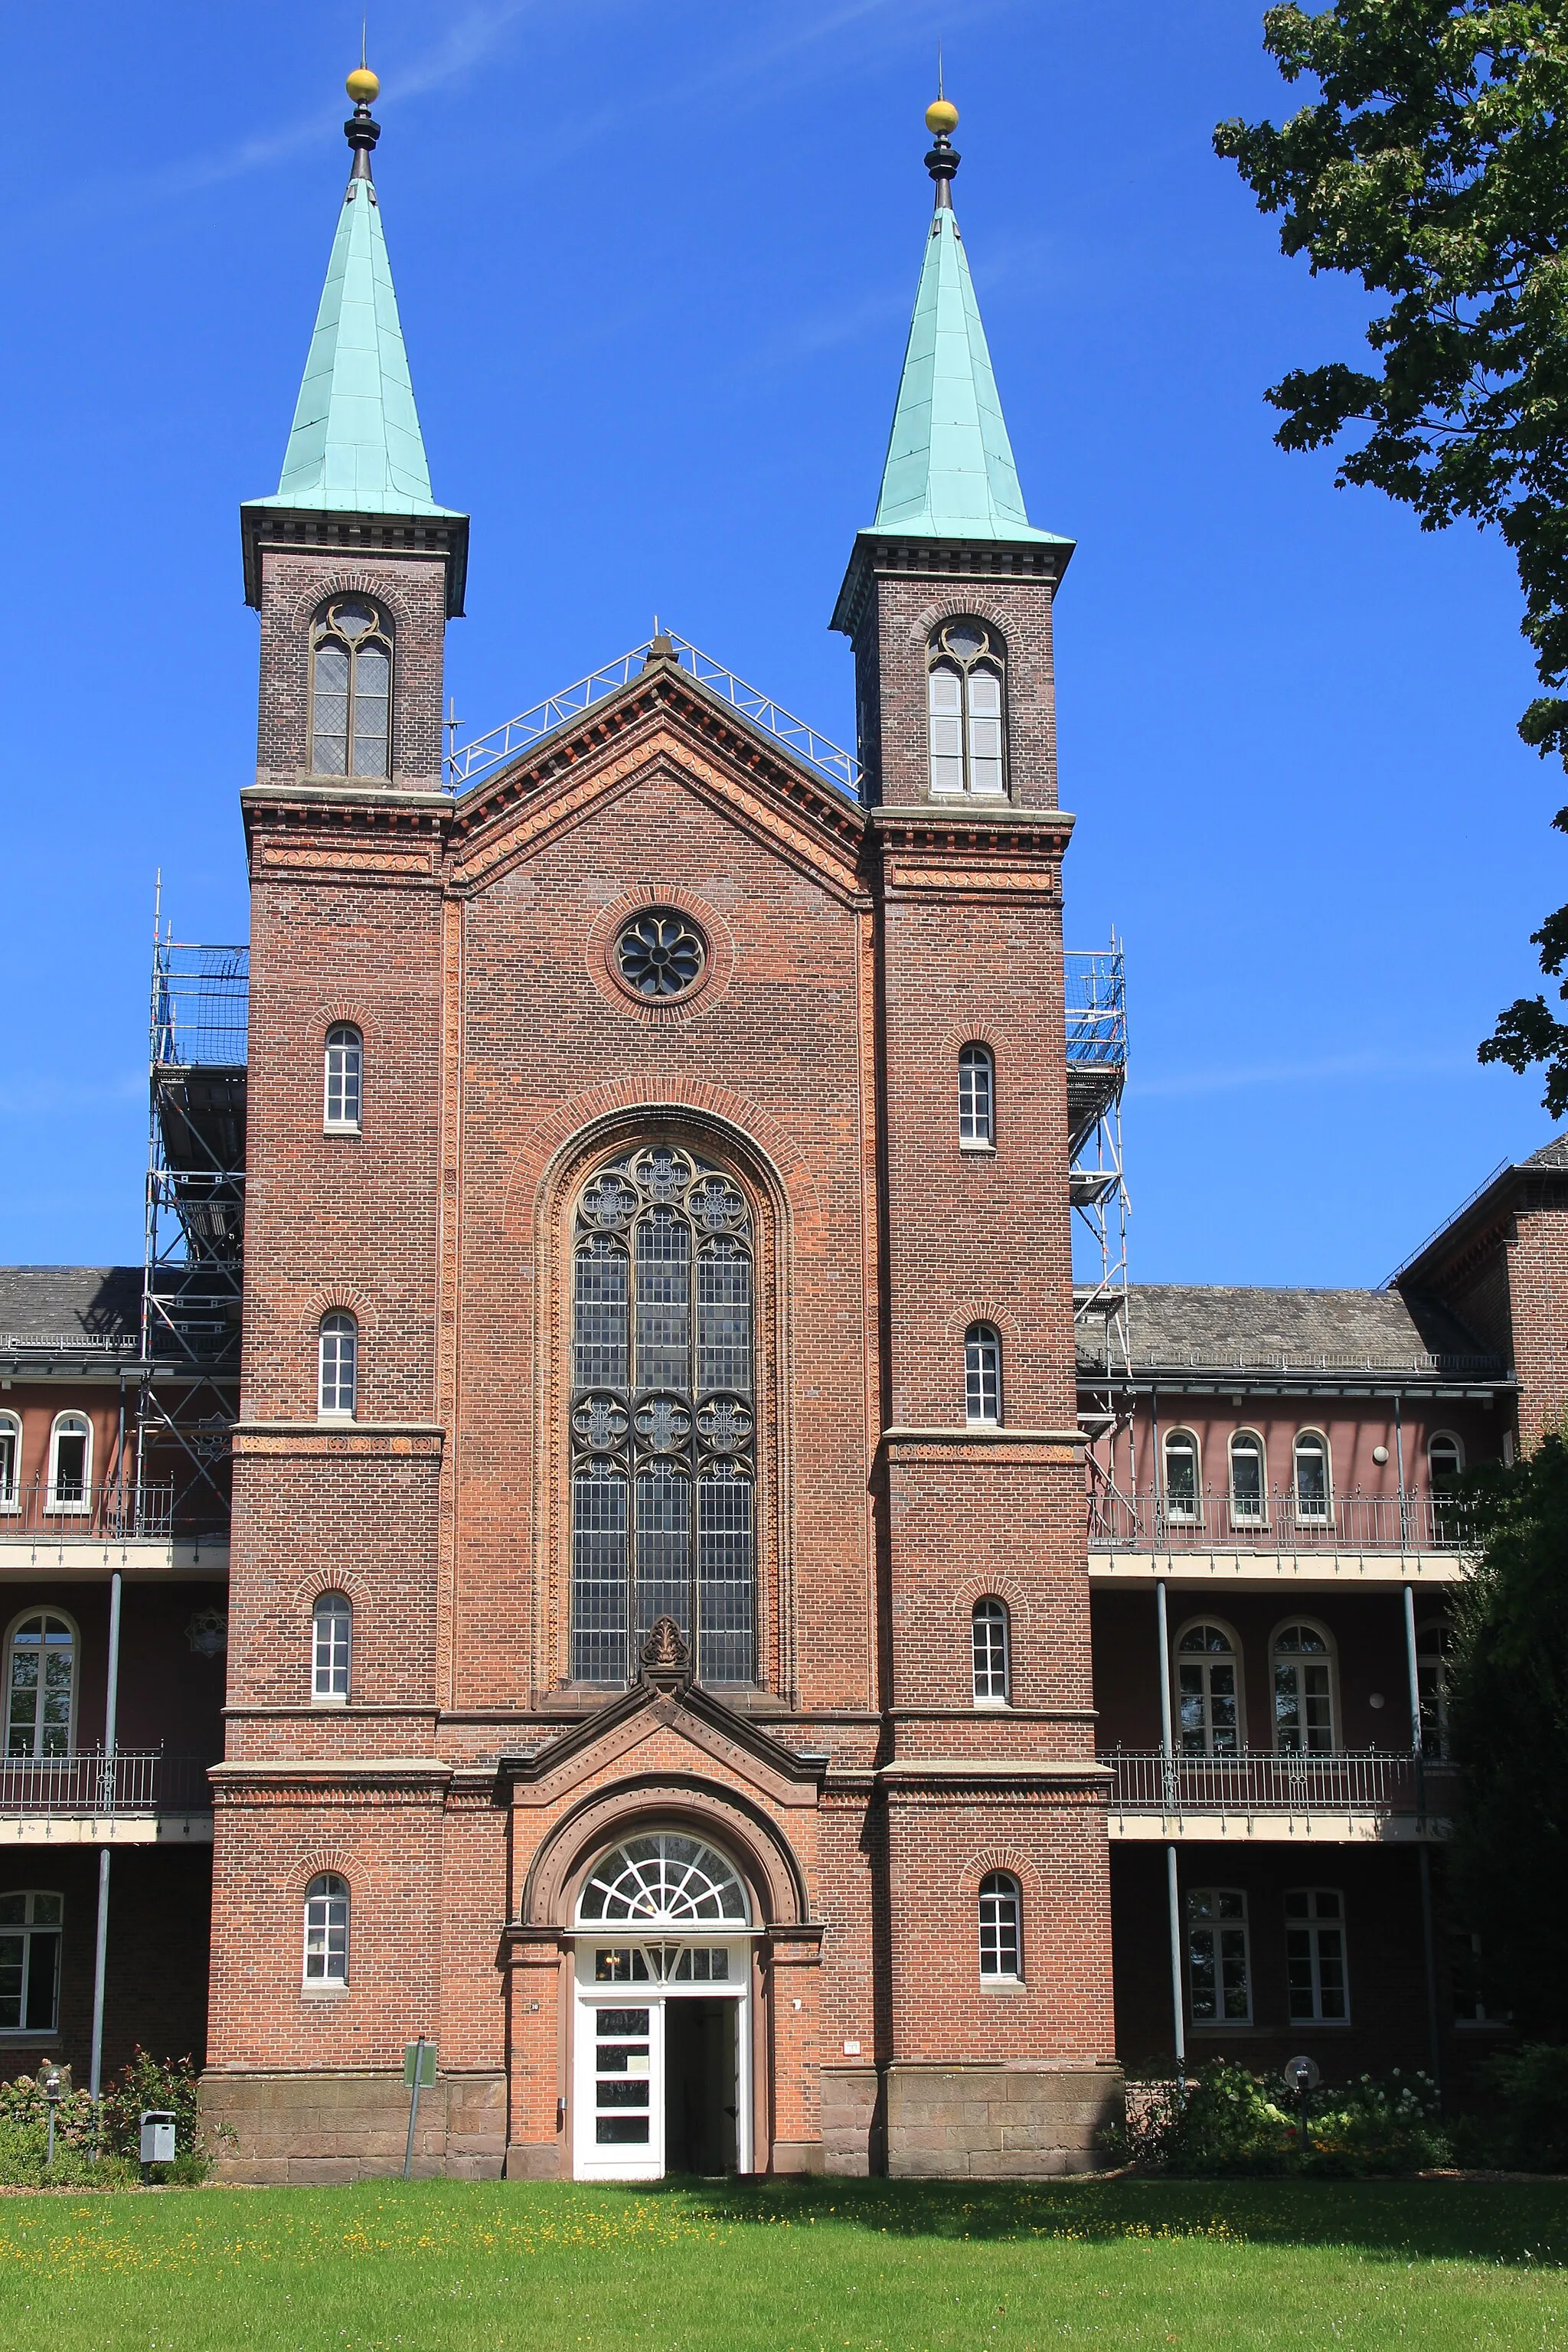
[
  {"x1": 964, "y1": 1324, "x2": 1001, "y2": 1425},
  {"x1": 1272, "y1": 1620, "x2": 1337, "y2": 1753},
  {"x1": 1292, "y1": 1431, "x2": 1331, "y2": 1524},
  {"x1": 1162, "y1": 1430, "x2": 1201, "y2": 1524},
  {"x1": 1416, "y1": 1618, "x2": 1452, "y2": 1759},
  {"x1": 1228, "y1": 1431, "x2": 1266, "y2": 1527},
  {"x1": 1427, "y1": 1431, "x2": 1464, "y2": 1488},
  {"x1": 5, "y1": 1611, "x2": 77, "y2": 1759},
  {"x1": 303, "y1": 1872, "x2": 350, "y2": 1986},
  {"x1": 312, "y1": 1593, "x2": 352, "y2": 1704},
  {"x1": 0, "y1": 1891, "x2": 63, "y2": 2034},
  {"x1": 978, "y1": 1872, "x2": 1021, "y2": 1980},
  {"x1": 1175, "y1": 1620, "x2": 1242, "y2": 1757},
  {"x1": 1285, "y1": 1887, "x2": 1350, "y2": 2022},
  {"x1": 318, "y1": 1314, "x2": 358, "y2": 1418},
  {"x1": 309, "y1": 599, "x2": 392, "y2": 779},
  {"x1": 1187, "y1": 1887, "x2": 1251, "y2": 2024},
  {"x1": 0, "y1": 1413, "x2": 19, "y2": 1511},
  {"x1": 927, "y1": 620, "x2": 1007, "y2": 798},
  {"x1": 972, "y1": 1597, "x2": 1011, "y2": 1705},
  {"x1": 958, "y1": 1044, "x2": 995, "y2": 1149},
  {"x1": 324, "y1": 1025, "x2": 363, "y2": 1132},
  {"x1": 45, "y1": 1413, "x2": 90, "y2": 1513}
]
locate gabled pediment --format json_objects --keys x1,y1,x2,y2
[{"x1": 498, "y1": 1675, "x2": 825, "y2": 1815}]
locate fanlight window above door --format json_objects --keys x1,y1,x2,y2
[{"x1": 575, "y1": 1833, "x2": 752, "y2": 1927}]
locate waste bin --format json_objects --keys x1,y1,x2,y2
[{"x1": 139, "y1": 2110, "x2": 176, "y2": 2164}]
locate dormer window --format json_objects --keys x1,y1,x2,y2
[
  {"x1": 310, "y1": 598, "x2": 392, "y2": 779},
  {"x1": 927, "y1": 619, "x2": 1005, "y2": 799}
]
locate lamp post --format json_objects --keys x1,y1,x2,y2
[{"x1": 42, "y1": 2068, "x2": 64, "y2": 2169}]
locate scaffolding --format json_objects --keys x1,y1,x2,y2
[
  {"x1": 1065, "y1": 940, "x2": 1130, "y2": 1488},
  {"x1": 136, "y1": 914, "x2": 248, "y2": 1533}
]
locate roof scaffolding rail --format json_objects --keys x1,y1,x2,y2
[
  {"x1": 444, "y1": 630, "x2": 864, "y2": 802},
  {"x1": 1067, "y1": 939, "x2": 1132, "y2": 1446}
]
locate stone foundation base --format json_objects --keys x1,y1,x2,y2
[
  {"x1": 201, "y1": 2069, "x2": 507, "y2": 2184},
  {"x1": 884, "y1": 2061, "x2": 1124, "y2": 2179}
]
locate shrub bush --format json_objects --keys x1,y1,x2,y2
[
  {"x1": 1456, "y1": 2043, "x2": 1568, "y2": 2172},
  {"x1": 1116, "y1": 2061, "x2": 1449, "y2": 2177},
  {"x1": 0, "y1": 2050, "x2": 210, "y2": 2187}
]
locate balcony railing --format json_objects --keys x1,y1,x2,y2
[
  {"x1": 0, "y1": 1480, "x2": 175, "y2": 1542},
  {"x1": 1102, "y1": 1747, "x2": 1457, "y2": 1822},
  {"x1": 0, "y1": 1750, "x2": 213, "y2": 1817},
  {"x1": 1088, "y1": 1488, "x2": 1469, "y2": 1554}
]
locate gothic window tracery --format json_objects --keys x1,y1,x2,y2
[
  {"x1": 927, "y1": 619, "x2": 1006, "y2": 798},
  {"x1": 570, "y1": 1146, "x2": 756, "y2": 1687},
  {"x1": 309, "y1": 598, "x2": 392, "y2": 779}
]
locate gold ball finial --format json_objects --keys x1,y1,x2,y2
[
  {"x1": 346, "y1": 65, "x2": 380, "y2": 105},
  {"x1": 926, "y1": 96, "x2": 959, "y2": 136}
]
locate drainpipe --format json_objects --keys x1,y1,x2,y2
[
  {"x1": 89, "y1": 1570, "x2": 122, "y2": 2107},
  {"x1": 1403, "y1": 1580, "x2": 1442, "y2": 2100},
  {"x1": 1155, "y1": 1575, "x2": 1184, "y2": 2071},
  {"x1": 1393, "y1": 1393, "x2": 1409, "y2": 1551}
]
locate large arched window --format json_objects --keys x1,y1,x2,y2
[
  {"x1": 312, "y1": 1593, "x2": 351, "y2": 1704},
  {"x1": 978, "y1": 1872, "x2": 1021, "y2": 1980},
  {"x1": 309, "y1": 598, "x2": 392, "y2": 779},
  {"x1": 972, "y1": 1597, "x2": 1011, "y2": 1704},
  {"x1": 1175, "y1": 1620, "x2": 1242, "y2": 1756},
  {"x1": 1292, "y1": 1431, "x2": 1331, "y2": 1525},
  {"x1": 575, "y1": 1832, "x2": 751, "y2": 1926},
  {"x1": 927, "y1": 619, "x2": 1006, "y2": 798},
  {"x1": 1272, "y1": 1621, "x2": 1337, "y2": 1753},
  {"x1": 1162, "y1": 1430, "x2": 1201, "y2": 1525},
  {"x1": 324, "y1": 1025, "x2": 362, "y2": 1131},
  {"x1": 958, "y1": 1044, "x2": 995, "y2": 1148},
  {"x1": 5, "y1": 1611, "x2": 76, "y2": 1757},
  {"x1": 46, "y1": 1413, "x2": 90, "y2": 1513},
  {"x1": 302, "y1": 1873, "x2": 349, "y2": 1986},
  {"x1": 964, "y1": 1324, "x2": 1001, "y2": 1424},
  {"x1": 318, "y1": 1314, "x2": 358, "y2": 1418},
  {"x1": 1228, "y1": 1431, "x2": 1266, "y2": 1527},
  {"x1": 570, "y1": 1147, "x2": 756, "y2": 1687}
]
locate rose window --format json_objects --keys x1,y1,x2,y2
[
  {"x1": 576, "y1": 1833, "x2": 750, "y2": 1926},
  {"x1": 616, "y1": 912, "x2": 706, "y2": 1001}
]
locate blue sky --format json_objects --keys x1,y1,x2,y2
[{"x1": 1, "y1": 2, "x2": 1560, "y2": 1284}]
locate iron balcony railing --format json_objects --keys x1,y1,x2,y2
[
  {"x1": 1101, "y1": 1748, "x2": 1458, "y2": 1822},
  {"x1": 1087, "y1": 1488, "x2": 1471, "y2": 1553},
  {"x1": 0, "y1": 1750, "x2": 214, "y2": 1818},
  {"x1": 0, "y1": 1480, "x2": 175, "y2": 1542}
]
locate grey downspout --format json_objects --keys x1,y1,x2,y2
[
  {"x1": 89, "y1": 1570, "x2": 122, "y2": 2109},
  {"x1": 1155, "y1": 1575, "x2": 1184, "y2": 2071},
  {"x1": 1403, "y1": 1579, "x2": 1443, "y2": 2100}
]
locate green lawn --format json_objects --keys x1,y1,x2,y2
[{"x1": 0, "y1": 2176, "x2": 1563, "y2": 2350}]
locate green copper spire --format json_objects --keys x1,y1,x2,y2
[
  {"x1": 868, "y1": 99, "x2": 1067, "y2": 546},
  {"x1": 248, "y1": 67, "x2": 459, "y2": 519}
]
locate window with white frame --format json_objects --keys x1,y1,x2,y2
[
  {"x1": 1292, "y1": 1432, "x2": 1331, "y2": 1524},
  {"x1": 5, "y1": 1612, "x2": 76, "y2": 1758},
  {"x1": 318, "y1": 1314, "x2": 358, "y2": 1417},
  {"x1": 1228, "y1": 1431, "x2": 1266, "y2": 1526},
  {"x1": 312, "y1": 1593, "x2": 351, "y2": 1703},
  {"x1": 324, "y1": 1026, "x2": 363, "y2": 1132},
  {"x1": 1163, "y1": 1431, "x2": 1201, "y2": 1524},
  {"x1": 978, "y1": 1872, "x2": 1021, "y2": 1979},
  {"x1": 927, "y1": 620, "x2": 1006, "y2": 798},
  {"x1": 965, "y1": 1325, "x2": 1001, "y2": 1425},
  {"x1": 0, "y1": 1892, "x2": 63, "y2": 2034},
  {"x1": 0, "y1": 1413, "x2": 18, "y2": 1510},
  {"x1": 1176, "y1": 1622, "x2": 1241, "y2": 1757},
  {"x1": 1273, "y1": 1622, "x2": 1335, "y2": 1753},
  {"x1": 1428, "y1": 1432, "x2": 1464, "y2": 1488},
  {"x1": 1416, "y1": 1618, "x2": 1452, "y2": 1759},
  {"x1": 309, "y1": 599, "x2": 392, "y2": 779},
  {"x1": 958, "y1": 1044, "x2": 995, "y2": 1149},
  {"x1": 1285, "y1": 1887, "x2": 1349, "y2": 2021},
  {"x1": 1187, "y1": 1887, "x2": 1251, "y2": 2024},
  {"x1": 303, "y1": 1873, "x2": 350, "y2": 1986},
  {"x1": 972, "y1": 1597, "x2": 1011, "y2": 1704},
  {"x1": 46, "y1": 1413, "x2": 90, "y2": 1512}
]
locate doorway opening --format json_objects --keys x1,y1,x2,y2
[{"x1": 664, "y1": 1997, "x2": 738, "y2": 2174}]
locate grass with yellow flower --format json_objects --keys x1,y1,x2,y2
[{"x1": 0, "y1": 2174, "x2": 1563, "y2": 2348}]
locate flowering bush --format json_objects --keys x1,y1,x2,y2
[
  {"x1": 0, "y1": 2050, "x2": 211, "y2": 2187},
  {"x1": 1114, "y1": 2061, "x2": 1449, "y2": 2177}
]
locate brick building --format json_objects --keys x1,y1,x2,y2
[{"x1": 2, "y1": 79, "x2": 1563, "y2": 2180}]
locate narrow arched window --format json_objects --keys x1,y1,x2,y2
[
  {"x1": 570, "y1": 1149, "x2": 755, "y2": 1688},
  {"x1": 0, "y1": 1892, "x2": 63, "y2": 2033},
  {"x1": 965, "y1": 1324, "x2": 1001, "y2": 1425},
  {"x1": 309, "y1": 598, "x2": 393, "y2": 779},
  {"x1": 324, "y1": 1026, "x2": 362, "y2": 1131},
  {"x1": 1428, "y1": 1432, "x2": 1464, "y2": 1488},
  {"x1": 1162, "y1": 1431, "x2": 1200, "y2": 1524},
  {"x1": 46, "y1": 1414, "x2": 91, "y2": 1513},
  {"x1": 312, "y1": 1593, "x2": 351, "y2": 1704},
  {"x1": 303, "y1": 1873, "x2": 350, "y2": 1986},
  {"x1": 978, "y1": 1872, "x2": 1021, "y2": 1980},
  {"x1": 1416, "y1": 1619, "x2": 1452, "y2": 1759},
  {"x1": 927, "y1": 619, "x2": 1006, "y2": 798},
  {"x1": 0, "y1": 1413, "x2": 20, "y2": 1511},
  {"x1": 1176, "y1": 1621, "x2": 1241, "y2": 1757},
  {"x1": 1273, "y1": 1622, "x2": 1336, "y2": 1753},
  {"x1": 5, "y1": 1612, "x2": 76, "y2": 1758},
  {"x1": 1228, "y1": 1432, "x2": 1266, "y2": 1527},
  {"x1": 1292, "y1": 1432, "x2": 1331, "y2": 1525},
  {"x1": 972, "y1": 1598, "x2": 1011, "y2": 1704},
  {"x1": 959, "y1": 1044, "x2": 995, "y2": 1148},
  {"x1": 318, "y1": 1314, "x2": 358, "y2": 1417}
]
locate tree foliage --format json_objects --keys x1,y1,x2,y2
[
  {"x1": 1215, "y1": 5, "x2": 1568, "y2": 1111},
  {"x1": 1445, "y1": 1432, "x2": 1568, "y2": 2035}
]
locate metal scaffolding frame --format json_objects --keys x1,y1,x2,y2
[{"x1": 1065, "y1": 940, "x2": 1131, "y2": 1498}]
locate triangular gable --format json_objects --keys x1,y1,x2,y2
[{"x1": 498, "y1": 1677, "x2": 825, "y2": 1815}]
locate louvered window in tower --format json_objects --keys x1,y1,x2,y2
[{"x1": 927, "y1": 619, "x2": 1007, "y2": 798}]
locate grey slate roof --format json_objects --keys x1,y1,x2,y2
[
  {"x1": 0, "y1": 1267, "x2": 143, "y2": 1350},
  {"x1": 1080, "y1": 1283, "x2": 1496, "y2": 1374},
  {"x1": 1520, "y1": 1134, "x2": 1568, "y2": 1173}
]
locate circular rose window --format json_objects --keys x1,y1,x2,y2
[{"x1": 616, "y1": 910, "x2": 707, "y2": 1000}]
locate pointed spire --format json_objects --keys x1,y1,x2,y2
[
  {"x1": 867, "y1": 96, "x2": 1067, "y2": 546},
  {"x1": 249, "y1": 64, "x2": 459, "y2": 521}
]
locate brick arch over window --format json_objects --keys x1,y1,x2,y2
[
  {"x1": 290, "y1": 1568, "x2": 368, "y2": 1607},
  {"x1": 521, "y1": 1780, "x2": 810, "y2": 1930},
  {"x1": 274, "y1": 570, "x2": 423, "y2": 642},
  {"x1": 906, "y1": 594, "x2": 1015, "y2": 650},
  {"x1": 941, "y1": 1297, "x2": 1023, "y2": 1349},
  {"x1": 959, "y1": 1846, "x2": 1044, "y2": 1898},
  {"x1": 949, "y1": 1575, "x2": 1035, "y2": 1630},
  {"x1": 296, "y1": 1849, "x2": 355, "y2": 1889}
]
